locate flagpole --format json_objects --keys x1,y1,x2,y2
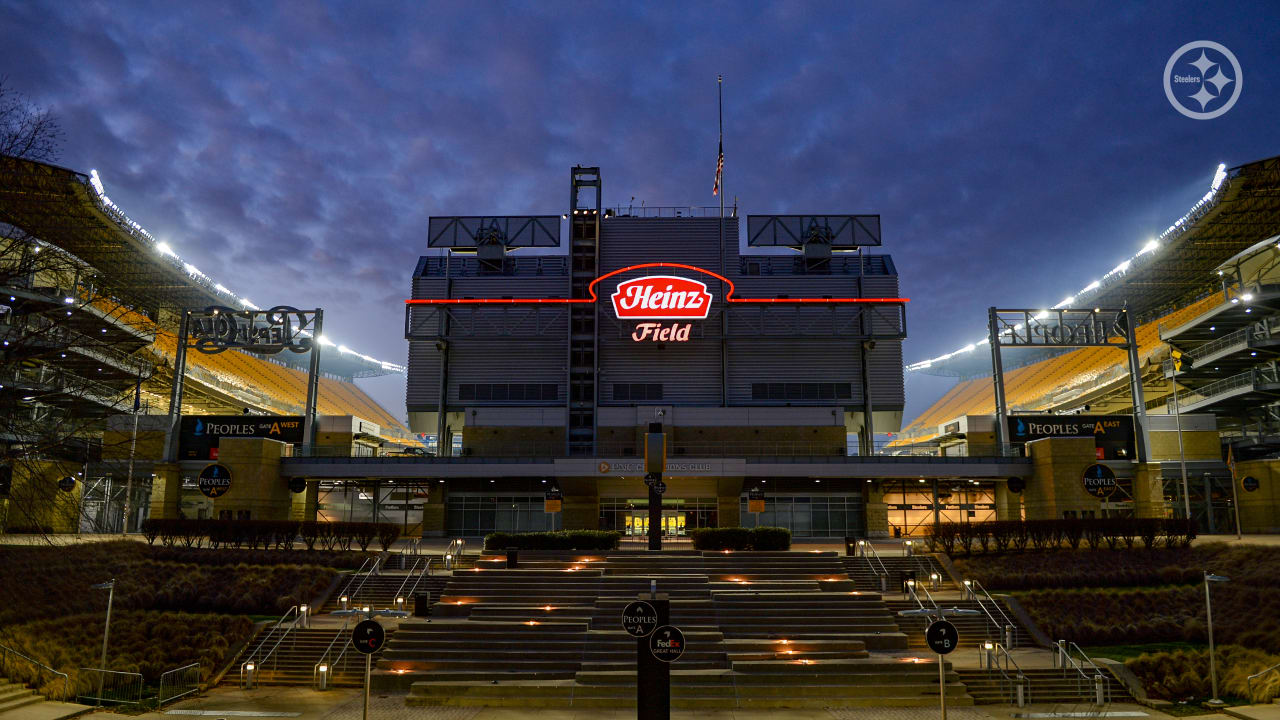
[{"x1": 718, "y1": 74, "x2": 727, "y2": 408}]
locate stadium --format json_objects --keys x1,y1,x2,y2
[{"x1": 5, "y1": 149, "x2": 1280, "y2": 715}]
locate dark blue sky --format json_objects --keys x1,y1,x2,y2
[{"x1": 3, "y1": 1, "x2": 1277, "y2": 425}]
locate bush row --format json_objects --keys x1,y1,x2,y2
[
  {"x1": 927, "y1": 518, "x2": 1196, "y2": 555},
  {"x1": 483, "y1": 530, "x2": 621, "y2": 551},
  {"x1": 1016, "y1": 585, "x2": 1280, "y2": 654},
  {"x1": 1127, "y1": 645, "x2": 1280, "y2": 703},
  {"x1": 688, "y1": 527, "x2": 791, "y2": 551},
  {"x1": 954, "y1": 543, "x2": 1280, "y2": 592},
  {"x1": 140, "y1": 519, "x2": 400, "y2": 552},
  {"x1": 0, "y1": 542, "x2": 338, "y2": 625},
  {"x1": 0, "y1": 610, "x2": 254, "y2": 697}
]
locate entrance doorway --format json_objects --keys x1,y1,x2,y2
[{"x1": 624, "y1": 511, "x2": 687, "y2": 537}]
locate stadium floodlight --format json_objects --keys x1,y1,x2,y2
[
  {"x1": 1140, "y1": 239, "x2": 1159, "y2": 254},
  {"x1": 215, "y1": 284, "x2": 231, "y2": 294},
  {"x1": 961, "y1": 344, "x2": 975, "y2": 353},
  {"x1": 1053, "y1": 296, "x2": 1074, "y2": 309},
  {"x1": 155, "y1": 242, "x2": 176, "y2": 256},
  {"x1": 1033, "y1": 311, "x2": 1049, "y2": 320},
  {"x1": 1081, "y1": 280, "x2": 1100, "y2": 293},
  {"x1": 1242, "y1": 293, "x2": 1254, "y2": 302},
  {"x1": 318, "y1": 336, "x2": 336, "y2": 347}
]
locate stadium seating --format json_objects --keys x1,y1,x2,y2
[{"x1": 899, "y1": 294, "x2": 1225, "y2": 441}]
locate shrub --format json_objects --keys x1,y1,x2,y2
[
  {"x1": 685, "y1": 527, "x2": 789, "y2": 551},
  {"x1": 750, "y1": 527, "x2": 792, "y2": 550},
  {"x1": 1127, "y1": 645, "x2": 1280, "y2": 703},
  {"x1": 482, "y1": 530, "x2": 621, "y2": 551},
  {"x1": 377, "y1": 523, "x2": 401, "y2": 552}
]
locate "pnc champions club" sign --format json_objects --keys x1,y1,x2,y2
[{"x1": 611, "y1": 275, "x2": 713, "y2": 342}]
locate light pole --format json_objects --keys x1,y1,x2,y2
[
  {"x1": 91, "y1": 580, "x2": 115, "y2": 706},
  {"x1": 1204, "y1": 571, "x2": 1230, "y2": 706}
]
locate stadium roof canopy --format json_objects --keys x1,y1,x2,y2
[
  {"x1": 911, "y1": 154, "x2": 1280, "y2": 378},
  {"x1": 0, "y1": 156, "x2": 403, "y2": 379}
]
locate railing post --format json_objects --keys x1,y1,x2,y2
[
  {"x1": 1016, "y1": 678, "x2": 1026, "y2": 707},
  {"x1": 1005, "y1": 625, "x2": 1014, "y2": 648},
  {"x1": 1095, "y1": 674, "x2": 1105, "y2": 705}
]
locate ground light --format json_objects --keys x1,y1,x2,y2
[{"x1": 1204, "y1": 571, "x2": 1231, "y2": 706}]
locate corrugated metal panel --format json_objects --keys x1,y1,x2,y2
[
  {"x1": 725, "y1": 339, "x2": 862, "y2": 405},
  {"x1": 406, "y1": 340, "x2": 440, "y2": 411},
  {"x1": 598, "y1": 332, "x2": 723, "y2": 405},
  {"x1": 601, "y1": 217, "x2": 737, "y2": 272},
  {"x1": 446, "y1": 340, "x2": 564, "y2": 406},
  {"x1": 866, "y1": 342, "x2": 905, "y2": 409}
]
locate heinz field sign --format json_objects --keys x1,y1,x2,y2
[{"x1": 611, "y1": 275, "x2": 713, "y2": 342}]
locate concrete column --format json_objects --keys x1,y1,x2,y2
[
  {"x1": 864, "y1": 481, "x2": 890, "y2": 538},
  {"x1": 1235, "y1": 459, "x2": 1280, "y2": 533},
  {"x1": 214, "y1": 437, "x2": 289, "y2": 520},
  {"x1": 558, "y1": 477, "x2": 599, "y2": 530},
  {"x1": 1024, "y1": 437, "x2": 1101, "y2": 520},
  {"x1": 420, "y1": 482, "x2": 446, "y2": 537},
  {"x1": 1131, "y1": 463, "x2": 1166, "y2": 518},
  {"x1": 290, "y1": 479, "x2": 320, "y2": 523},
  {"x1": 147, "y1": 462, "x2": 183, "y2": 520},
  {"x1": 994, "y1": 482, "x2": 1021, "y2": 521},
  {"x1": 717, "y1": 477, "x2": 744, "y2": 528}
]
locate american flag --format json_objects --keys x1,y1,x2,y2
[{"x1": 712, "y1": 139, "x2": 723, "y2": 196}]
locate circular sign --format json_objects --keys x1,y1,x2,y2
[
  {"x1": 57, "y1": 476, "x2": 77, "y2": 492},
  {"x1": 643, "y1": 472, "x2": 659, "y2": 487},
  {"x1": 1006, "y1": 477, "x2": 1026, "y2": 494},
  {"x1": 621, "y1": 600, "x2": 658, "y2": 637},
  {"x1": 653, "y1": 480, "x2": 667, "y2": 495},
  {"x1": 352, "y1": 619, "x2": 385, "y2": 655},
  {"x1": 925, "y1": 619, "x2": 959, "y2": 655},
  {"x1": 1242, "y1": 476, "x2": 1259, "y2": 493},
  {"x1": 198, "y1": 463, "x2": 233, "y2": 498},
  {"x1": 287, "y1": 476, "x2": 307, "y2": 494},
  {"x1": 648, "y1": 625, "x2": 685, "y2": 662},
  {"x1": 1081, "y1": 464, "x2": 1117, "y2": 499}
]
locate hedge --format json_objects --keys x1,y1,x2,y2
[
  {"x1": 1127, "y1": 645, "x2": 1280, "y2": 703},
  {"x1": 140, "y1": 519, "x2": 401, "y2": 552},
  {"x1": 927, "y1": 518, "x2": 1195, "y2": 555},
  {"x1": 483, "y1": 530, "x2": 621, "y2": 551},
  {"x1": 689, "y1": 527, "x2": 791, "y2": 551}
]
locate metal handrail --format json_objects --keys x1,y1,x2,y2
[
  {"x1": 390, "y1": 558, "x2": 424, "y2": 608},
  {"x1": 1247, "y1": 661, "x2": 1280, "y2": 701},
  {"x1": 1057, "y1": 640, "x2": 1110, "y2": 703},
  {"x1": 402, "y1": 557, "x2": 431, "y2": 600},
  {"x1": 240, "y1": 605, "x2": 299, "y2": 684},
  {"x1": 968, "y1": 578, "x2": 1016, "y2": 642},
  {"x1": 0, "y1": 643, "x2": 69, "y2": 700},
  {"x1": 334, "y1": 556, "x2": 377, "y2": 603},
  {"x1": 904, "y1": 582, "x2": 940, "y2": 614},
  {"x1": 863, "y1": 541, "x2": 889, "y2": 578},
  {"x1": 313, "y1": 619, "x2": 351, "y2": 688},
  {"x1": 335, "y1": 555, "x2": 382, "y2": 609},
  {"x1": 985, "y1": 642, "x2": 1029, "y2": 704}
]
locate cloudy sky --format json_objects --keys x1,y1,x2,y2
[{"x1": 2, "y1": 1, "x2": 1278, "y2": 425}]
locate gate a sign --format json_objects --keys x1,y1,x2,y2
[
  {"x1": 1081, "y1": 463, "x2": 1117, "y2": 499},
  {"x1": 612, "y1": 275, "x2": 712, "y2": 343}
]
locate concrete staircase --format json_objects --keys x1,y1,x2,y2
[
  {"x1": 321, "y1": 573, "x2": 449, "y2": 613},
  {"x1": 382, "y1": 550, "x2": 954, "y2": 707},
  {"x1": 0, "y1": 679, "x2": 41, "y2": 715},
  {"x1": 0, "y1": 677, "x2": 88, "y2": 720},
  {"x1": 956, "y1": 667, "x2": 1136, "y2": 705},
  {"x1": 885, "y1": 599, "x2": 1035, "y2": 649},
  {"x1": 235, "y1": 627, "x2": 392, "y2": 687},
  {"x1": 842, "y1": 554, "x2": 953, "y2": 592}
]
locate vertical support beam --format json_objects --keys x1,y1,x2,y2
[
  {"x1": 932, "y1": 479, "x2": 942, "y2": 528},
  {"x1": 436, "y1": 254, "x2": 452, "y2": 457},
  {"x1": 1125, "y1": 312, "x2": 1149, "y2": 463},
  {"x1": 988, "y1": 307, "x2": 1009, "y2": 450},
  {"x1": 165, "y1": 310, "x2": 190, "y2": 462},
  {"x1": 302, "y1": 309, "x2": 323, "y2": 456},
  {"x1": 860, "y1": 339, "x2": 875, "y2": 456}
]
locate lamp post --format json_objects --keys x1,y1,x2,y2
[
  {"x1": 1204, "y1": 571, "x2": 1230, "y2": 706},
  {"x1": 91, "y1": 580, "x2": 115, "y2": 706}
]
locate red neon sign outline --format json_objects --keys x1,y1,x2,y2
[{"x1": 404, "y1": 262, "x2": 910, "y2": 305}]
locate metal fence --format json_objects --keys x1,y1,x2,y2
[
  {"x1": 78, "y1": 668, "x2": 144, "y2": 705},
  {"x1": 157, "y1": 663, "x2": 200, "y2": 705}
]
